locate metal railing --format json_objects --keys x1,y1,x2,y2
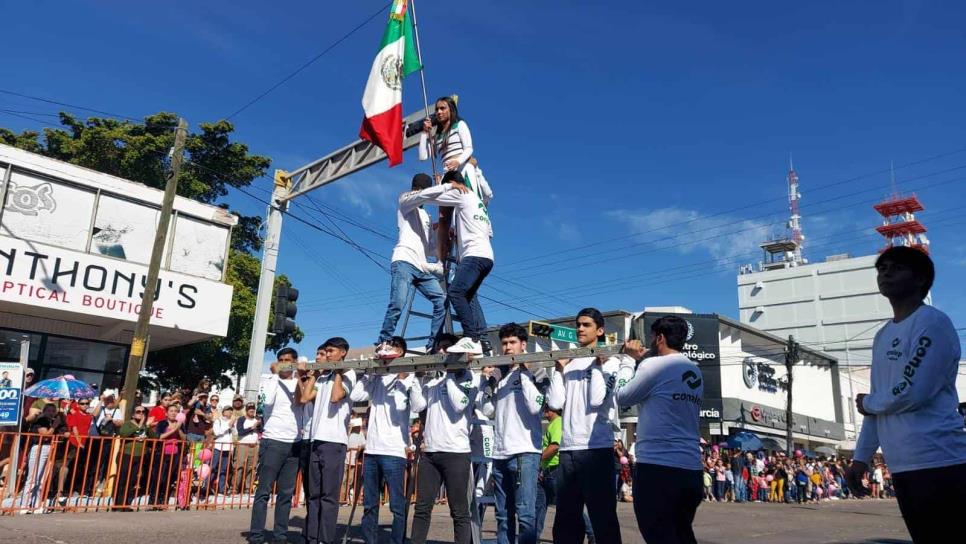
[{"x1": 0, "y1": 432, "x2": 421, "y2": 515}]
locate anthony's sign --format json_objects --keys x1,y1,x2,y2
[{"x1": 0, "y1": 236, "x2": 232, "y2": 337}]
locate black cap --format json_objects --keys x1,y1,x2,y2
[{"x1": 441, "y1": 170, "x2": 465, "y2": 186}]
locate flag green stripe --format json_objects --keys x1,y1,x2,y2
[{"x1": 378, "y1": 11, "x2": 421, "y2": 76}]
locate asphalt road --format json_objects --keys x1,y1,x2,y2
[{"x1": 0, "y1": 499, "x2": 911, "y2": 544}]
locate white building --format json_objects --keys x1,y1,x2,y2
[{"x1": 0, "y1": 144, "x2": 236, "y2": 389}]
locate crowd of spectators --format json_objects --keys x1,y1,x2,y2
[{"x1": 698, "y1": 445, "x2": 894, "y2": 504}]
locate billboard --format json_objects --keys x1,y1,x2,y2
[{"x1": 0, "y1": 362, "x2": 24, "y2": 426}]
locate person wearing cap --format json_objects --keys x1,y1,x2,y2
[
  {"x1": 231, "y1": 394, "x2": 246, "y2": 418},
  {"x1": 374, "y1": 173, "x2": 447, "y2": 359},
  {"x1": 233, "y1": 400, "x2": 261, "y2": 495},
  {"x1": 350, "y1": 336, "x2": 426, "y2": 544},
  {"x1": 297, "y1": 337, "x2": 356, "y2": 544}
]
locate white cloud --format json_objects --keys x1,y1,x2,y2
[
  {"x1": 334, "y1": 170, "x2": 409, "y2": 217},
  {"x1": 607, "y1": 207, "x2": 776, "y2": 264}
]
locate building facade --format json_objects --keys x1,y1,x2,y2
[{"x1": 0, "y1": 144, "x2": 236, "y2": 390}]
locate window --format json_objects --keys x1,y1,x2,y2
[
  {"x1": 91, "y1": 194, "x2": 164, "y2": 265},
  {"x1": 1, "y1": 170, "x2": 95, "y2": 251},
  {"x1": 0, "y1": 329, "x2": 42, "y2": 364},
  {"x1": 170, "y1": 215, "x2": 229, "y2": 280}
]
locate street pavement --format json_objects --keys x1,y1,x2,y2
[{"x1": 0, "y1": 499, "x2": 911, "y2": 543}]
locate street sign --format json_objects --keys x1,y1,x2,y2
[
  {"x1": 0, "y1": 362, "x2": 25, "y2": 427},
  {"x1": 529, "y1": 321, "x2": 578, "y2": 344}
]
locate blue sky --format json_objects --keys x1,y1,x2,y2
[{"x1": 1, "y1": 1, "x2": 965, "y2": 363}]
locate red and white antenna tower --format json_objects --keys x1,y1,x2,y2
[
  {"x1": 873, "y1": 163, "x2": 929, "y2": 254},
  {"x1": 787, "y1": 155, "x2": 805, "y2": 265}
]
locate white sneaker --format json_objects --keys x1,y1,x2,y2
[
  {"x1": 375, "y1": 343, "x2": 401, "y2": 360},
  {"x1": 446, "y1": 337, "x2": 483, "y2": 355}
]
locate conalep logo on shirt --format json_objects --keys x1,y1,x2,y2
[
  {"x1": 892, "y1": 336, "x2": 932, "y2": 396},
  {"x1": 682, "y1": 370, "x2": 702, "y2": 390}
]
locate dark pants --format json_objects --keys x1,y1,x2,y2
[
  {"x1": 893, "y1": 462, "x2": 966, "y2": 544},
  {"x1": 633, "y1": 463, "x2": 703, "y2": 544},
  {"x1": 85, "y1": 437, "x2": 114, "y2": 491},
  {"x1": 211, "y1": 449, "x2": 231, "y2": 494},
  {"x1": 447, "y1": 256, "x2": 492, "y2": 341},
  {"x1": 411, "y1": 451, "x2": 472, "y2": 544},
  {"x1": 553, "y1": 449, "x2": 621, "y2": 544},
  {"x1": 305, "y1": 441, "x2": 348, "y2": 544},
  {"x1": 250, "y1": 439, "x2": 301, "y2": 543},
  {"x1": 535, "y1": 466, "x2": 557, "y2": 540},
  {"x1": 362, "y1": 454, "x2": 408, "y2": 544},
  {"x1": 151, "y1": 451, "x2": 180, "y2": 506},
  {"x1": 115, "y1": 453, "x2": 144, "y2": 508}
]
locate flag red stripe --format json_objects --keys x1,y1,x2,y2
[{"x1": 359, "y1": 103, "x2": 404, "y2": 166}]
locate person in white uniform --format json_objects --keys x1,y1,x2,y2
[
  {"x1": 297, "y1": 338, "x2": 356, "y2": 544},
  {"x1": 350, "y1": 336, "x2": 427, "y2": 544},
  {"x1": 851, "y1": 246, "x2": 966, "y2": 544},
  {"x1": 375, "y1": 174, "x2": 446, "y2": 356}
]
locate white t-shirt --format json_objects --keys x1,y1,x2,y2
[
  {"x1": 423, "y1": 371, "x2": 480, "y2": 454},
  {"x1": 391, "y1": 191, "x2": 436, "y2": 270},
  {"x1": 350, "y1": 374, "x2": 427, "y2": 458},
  {"x1": 492, "y1": 368, "x2": 543, "y2": 458},
  {"x1": 615, "y1": 353, "x2": 704, "y2": 470},
  {"x1": 548, "y1": 356, "x2": 623, "y2": 451},
  {"x1": 212, "y1": 418, "x2": 234, "y2": 451},
  {"x1": 236, "y1": 417, "x2": 260, "y2": 445},
  {"x1": 308, "y1": 370, "x2": 357, "y2": 445},
  {"x1": 409, "y1": 185, "x2": 493, "y2": 261},
  {"x1": 261, "y1": 375, "x2": 301, "y2": 443},
  {"x1": 854, "y1": 304, "x2": 966, "y2": 473}
]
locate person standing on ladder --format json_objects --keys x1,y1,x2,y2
[
  {"x1": 375, "y1": 173, "x2": 447, "y2": 357},
  {"x1": 409, "y1": 172, "x2": 494, "y2": 355}
]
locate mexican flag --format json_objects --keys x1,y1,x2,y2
[{"x1": 359, "y1": 0, "x2": 422, "y2": 166}]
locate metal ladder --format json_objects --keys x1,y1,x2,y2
[{"x1": 396, "y1": 277, "x2": 460, "y2": 355}]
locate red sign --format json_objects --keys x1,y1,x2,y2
[{"x1": 750, "y1": 405, "x2": 763, "y2": 422}]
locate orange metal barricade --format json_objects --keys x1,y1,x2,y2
[{"x1": 0, "y1": 433, "x2": 422, "y2": 515}]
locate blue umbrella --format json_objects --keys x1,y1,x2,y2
[
  {"x1": 726, "y1": 431, "x2": 763, "y2": 451},
  {"x1": 24, "y1": 376, "x2": 97, "y2": 400}
]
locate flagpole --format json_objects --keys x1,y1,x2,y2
[{"x1": 408, "y1": 0, "x2": 438, "y2": 181}]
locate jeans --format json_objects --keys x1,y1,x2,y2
[
  {"x1": 211, "y1": 449, "x2": 231, "y2": 494},
  {"x1": 362, "y1": 454, "x2": 408, "y2": 544},
  {"x1": 492, "y1": 453, "x2": 540, "y2": 544},
  {"x1": 734, "y1": 476, "x2": 747, "y2": 502},
  {"x1": 305, "y1": 441, "x2": 348, "y2": 544},
  {"x1": 411, "y1": 451, "x2": 472, "y2": 544},
  {"x1": 633, "y1": 463, "x2": 704, "y2": 544},
  {"x1": 713, "y1": 480, "x2": 725, "y2": 501},
  {"x1": 535, "y1": 467, "x2": 557, "y2": 540},
  {"x1": 893, "y1": 462, "x2": 966, "y2": 544},
  {"x1": 378, "y1": 260, "x2": 446, "y2": 345},
  {"x1": 447, "y1": 256, "x2": 492, "y2": 341},
  {"x1": 553, "y1": 449, "x2": 621, "y2": 544},
  {"x1": 250, "y1": 439, "x2": 301, "y2": 543}
]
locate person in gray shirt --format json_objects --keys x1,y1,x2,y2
[{"x1": 617, "y1": 315, "x2": 704, "y2": 544}]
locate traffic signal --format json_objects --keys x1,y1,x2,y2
[
  {"x1": 272, "y1": 284, "x2": 299, "y2": 335},
  {"x1": 528, "y1": 321, "x2": 554, "y2": 338}
]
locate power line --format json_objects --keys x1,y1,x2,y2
[
  {"x1": 224, "y1": 2, "x2": 392, "y2": 120},
  {"x1": 500, "y1": 146, "x2": 966, "y2": 269},
  {"x1": 0, "y1": 88, "x2": 141, "y2": 121}
]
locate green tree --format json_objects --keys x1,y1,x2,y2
[{"x1": 1, "y1": 112, "x2": 302, "y2": 391}]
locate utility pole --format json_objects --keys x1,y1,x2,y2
[
  {"x1": 243, "y1": 170, "x2": 289, "y2": 403},
  {"x1": 119, "y1": 118, "x2": 188, "y2": 420},
  {"x1": 785, "y1": 335, "x2": 799, "y2": 458}
]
